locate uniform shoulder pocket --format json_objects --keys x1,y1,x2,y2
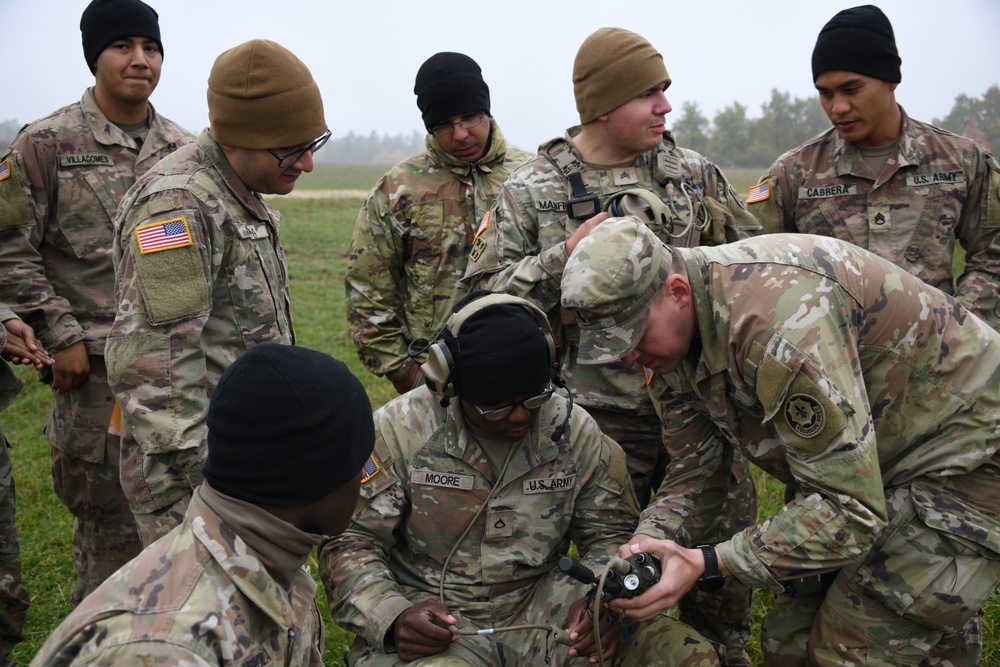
[
  {"x1": 0, "y1": 149, "x2": 33, "y2": 231},
  {"x1": 129, "y1": 210, "x2": 209, "y2": 324},
  {"x1": 755, "y1": 337, "x2": 852, "y2": 455}
]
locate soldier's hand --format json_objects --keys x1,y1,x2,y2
[
  {"x1": 392, "y1": 600, "x2": 459, "y2": 662},
  {"x1": 51, "y1": 341, "x2": 90, "y2": 393},
  {"x1": 566, "y1": 211, "x2": 610, "y2": 256},
  {"x1": 566, "y1": 596, "x2": 621, "y2": 663},
  {"x1": 610, "y1": 538, "x2": 702, "y2": 622},
  {"x1": 1, "y1": 318, "x2": 54, "y2": 369}
]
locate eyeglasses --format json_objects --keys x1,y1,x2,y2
[
  {"x1": 430, "y1": 111, "x2": 486, "y2": 137},
  {"x1": 267, "y1": 129, "x2": 332, "y2": 168},
  {"x1": 473, "y1": 384, "x2": 554, "y2": 421}
]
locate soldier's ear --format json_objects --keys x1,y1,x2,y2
[{"x1": 665, "y1": 274, "x2": 691, "y2": 305}]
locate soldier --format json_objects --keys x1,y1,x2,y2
[
  {"x1": 320, "y1": 291, "x2": 720, "y2": 667},
  {"x1": 0, "y1": 0, "x2": 193, "y2": 604},
  {"x1": 106, "y1": 39, "x2": 329, "y2": 545},
  {"x1": 463, "y1": 27, "x2": 758, "y2": 665},
  {"x1": 560, "y1": 217, "x2": 1000, "y2": 665},
  {"x1": 747, "y1": 4, "x2": 1000, "y2": 329},
  {"x1": 29, "y1": 343, "x2": 375, "y2": 666},
  {"x1": 0, "y1": 312, "x2": 51, "y2": 667},
  {"x1": 346, "y1": 52, "x2": 531, "y2": 395}
]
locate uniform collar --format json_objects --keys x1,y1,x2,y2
[{"x1": 425, "y1": 117, "x2": 509, "y2": 177}]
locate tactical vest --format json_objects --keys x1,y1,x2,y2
[{"x1": 539, "y1": 132, "x2": 754, "y2": 247}]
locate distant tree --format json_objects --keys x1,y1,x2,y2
[
  {"x1": 747, "y1": 90, "x2": 828, "y2": 166},
  {"x1": 710, "y1": 102, "x2": 753, "y2": 168},
  {"x1": 671, "y1": 102, "x2": 710, "y2": 155},
  {"x1": 0, "y1": 118, "x2": 22, "y2": 150},
  {"x1": 934, "y1": 84, "x2": 999, "y2": 152}
]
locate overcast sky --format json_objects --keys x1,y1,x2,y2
[{"x1": 2, "y1": 0, "x2": 998, "y2": 153}]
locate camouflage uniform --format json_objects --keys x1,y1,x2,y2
[
  {"x1": 0, "y1": 309, "x2": 30, "y2": 664},
  {"x1": 346, "y1": 119, "x2": 531, "y2": 386},
  {"x1": 0, "y1": 88, "x2": 193, "y2": 603},
  {"x1": 563, "y1": 226, "x2": 1000, "y2": 665},
  {"x1": 463, "y1": 128, "x2": 760, "y2": 663},
  {"x1": 107, "y1": 129, "x2": 294, "y2": 545},
  {"x1": 29, "y1": 486, "x2": 325, "y2": 667},
  {"x1": 320, "y1": 386, "x2": 719, "y2": 666},
  {"x1": 747, "y1": 108, "x2": 1000, "y2": 328}
]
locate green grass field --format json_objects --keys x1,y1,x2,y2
[{"x1": 5, "y1": 164, "x2": 997, "y2": 665}]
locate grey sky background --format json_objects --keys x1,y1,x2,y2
[{"x1": 2, "y1": 0, "x2": 998, "y2": 154}]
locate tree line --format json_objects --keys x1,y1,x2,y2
[{"x1": 2, "y1": 85, "x2": 996, "y2": 166}]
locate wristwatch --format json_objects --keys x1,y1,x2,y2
[{"x1": 696, "y1": 544, "x2": 725, "y2": 592}]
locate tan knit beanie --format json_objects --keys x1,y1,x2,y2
[
  {"x1": 573, "y1": 28, "x2": 671, "y2": 125},
  {"x1": 208, "y1": 39, "x2": 326, "y2": 149}
]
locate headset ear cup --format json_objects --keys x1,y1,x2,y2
[{"x1": 422, "y1": 342, "x2": 456, "y2": 399}]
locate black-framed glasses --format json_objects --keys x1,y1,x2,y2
[
  {"x1": 267, "y1": 129, "x2": 332, "y2": 168},
  {"x1": 473, "y1": 384, "x2": 554, "y2": 421},
  {"x1": 430, "y1": 111, "x2": 486, "y2": 137}
]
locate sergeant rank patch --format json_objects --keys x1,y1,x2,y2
[
  {"x1": 136, "y1": 217, "x2": 193, "y2": 254},
  {"x1": 784, "y1": 394, "x2": 824, "y2": 438}
]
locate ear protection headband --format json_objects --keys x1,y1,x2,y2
[
  {"x1": 604, "y1": 188, "x2": 671, "y2": 230},
  {"x1": 421, "y1": 293, "x2": 558, "y2": 403}
]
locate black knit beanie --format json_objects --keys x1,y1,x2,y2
[
  {"x1": 414, "y1": 52, "x2": 491, "y2": 132},
  {"x1": 443, "y1": 292, "x2": 551, "y2": 405},
  {"x1": 812, "y1": 5, "x2": 901, "y2": 83},
  {"x1": 203, "y1": 343, "x2": 375, "y2": 508},
  {"x1": 81, "y1": 0, "x2": 162, "y2": 74}
]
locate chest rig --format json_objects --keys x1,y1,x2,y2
[{"x1": 541, "y1": 134, "x2": 712, "y2": 248}]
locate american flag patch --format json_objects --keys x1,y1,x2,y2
[
  {"x1": 135, "y1": 218, "x2": 193, "y2": 255},
  {"x1": 746, "y1": 180, "x2": 770, "y2": 204},
  {"x1": 0, "y1": 160, "x2": 10, "y2": 182},
  {"x1": 361, "y1": 454, "x2": 381, "y2": 483}
]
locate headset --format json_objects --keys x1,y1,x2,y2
[
  {"x1": 408, "y1": 292, "x2": 573, "y2": 442},
  {"x1": 604, "y1": 187, "x2": 708, "y2": 244}
]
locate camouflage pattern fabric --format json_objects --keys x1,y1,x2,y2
[
  {"x1": 107, "y1": 130, "x2": 294, "y2": 543},
  {"x1": 346, "y1": 119, "x2": 531, "y2": 385},
  {"x1": 0, "y1": 312, "x2": 29, "y2": 663},
  {"x1": 320, "y1": 387, "x2": 719, "y2": 666},
  {"x1": 463, "y1": 128, "x2": 758, "y2": 664},
  {"x1": 49, "y1": 357, "x2": 141, "y2": 605},
  {"x1": 0, "y1": 87, "x2": 192, "y2": 600},
  {"x1": 747, "y1": 107, "x2": 1000, "y2": 328},
  {"x1": 561, "y1": 221, "x2": 1000, "y2": 664},
  {"x1": 29, "y1": 488, "x2": 325, "y2": 667}
]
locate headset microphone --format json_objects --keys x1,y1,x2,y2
[{"x1": 550, "y1": 376, "x2": 573, "y2": 442}]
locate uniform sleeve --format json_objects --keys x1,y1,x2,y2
[
  {"x1": 345, "y1": 183, "x2": 418, "y2": 382},
  {"x1": 319, "y1": 435, "x2": 413, "y2": 651},
  {"x1": 463, "y1": 177, "x2": 569, "y2": 314},
  {"x1": 564, "y1": 415, "x2": 641, "y2": 569},
  {"x1": 0, "y1": 139, "x2": 85, "y2": 353},
  {"x1": 745, "y1": 160, "x2": 796, "y2": 236},
  {"x1": 953, "y1": 149, "x2": 1000, "y2": 328},
  {"x1": 105, "y1": 189, "x2": 215, "y2": 502},
  {"x1": 698, "y1": 159, "x2": 763, "y2": 242},
  {"x1": 717, "y1": 331, "x2": 887, "y2": 593},
  {"x1": 44, "y1": 641, "x2": 218, "y2": 667},
  {"x1": 637, "y1": 382, "x2": 740, "y2": 544}
]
